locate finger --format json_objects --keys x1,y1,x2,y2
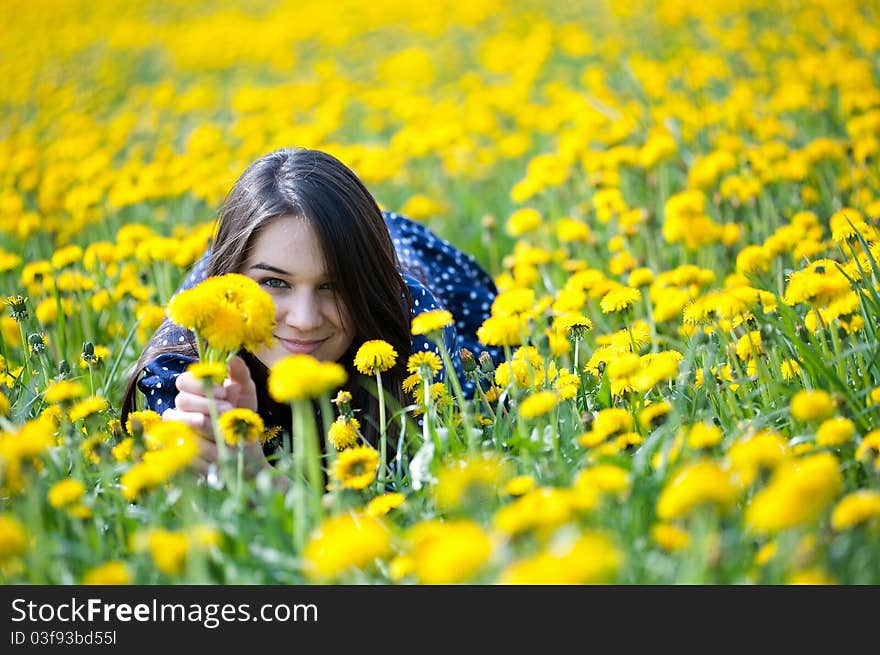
[
  {"x1": 197, "y1": 437, "x2": 219, "y2": 462},
  {"x1": 173, "y1": 392, "x2": 235, "y2": 416},
  {"x1": 226, "y1": 356, "x2": 259, "y2": 411},
  {"x1": 175, "y1": 371, "x2": 227, "y2": 399},
  {"x1": 160, "y1": 408, "x2": 213, "y2": 437},
  {"x1": 228, "y1": 355, "x2": 252, "y2": 384}
]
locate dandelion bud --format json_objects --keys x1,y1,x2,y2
[
  {"x1": 333, "y1": 390, "x2": 353, "y2": 416},
  {"x1": 479, "y1": 351, "x2": 495, "y2": 375},
  {"x1": 460, "y1": 348, "x2": 477, "y2": 373},
  {"x1": 58, "y1": 359, "x2": 71, "y2": 377},
  {"x1": 82, "y1": 341, "x2": 95, "y2": 360}
]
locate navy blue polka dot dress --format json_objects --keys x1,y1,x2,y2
[{"x1": 137, "y1": 211, "x2": 503, "y2": 414}]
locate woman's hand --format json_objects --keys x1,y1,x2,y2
[{"x1": 161, "y1": 355, "x2": 266, "y2": 477}]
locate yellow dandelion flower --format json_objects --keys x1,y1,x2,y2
[
  {"x1": 124, "y1": 409, "x2": 162, "y2": 436},
  {"x1": 651, "y1": 523, "x2": 690, "y2": 551},
  {"x1": 111, "y1": 438, "x2": 133, "y2": 462},
  {"x1": 476, "y1": 314, "x2": 528, "y2": 346},
  {"x1": 735, "y1": 330, "x2": 762, "y2": 360},
  {"x1": 556, "y1": 217, "x2": 591, "y2": 243},
  {"x1": 186, "y1": 361, "x2": 227, "y2": 384},
  {"x1": 790, "y1": 390, "x2": 836, "y2": 422},
  {"x1": 727, "y1": 429, "x2": 789, "y2": 486},
  {"x1": 830, "y1": 490, "x2": 880, "y2": 530},
  {"x1": 407, "y1": 351, "x2": 443, "y2": 377},
  {"x1": 48, "y1": 478, "x2": 86, "y2": 509},
  {"x1": 754, "y1": 541, "x2": 778, "y2": 566},
  {"x1": 815, "y1": 417, "x2": 856, "y2": 447},
  {"x1": 628, "y1": 267, "x2": 655, "y2": 288},
  {"x1": 829, "y1": 207, "x2": 867, "y2": 243},
  {"x1": 592, "y1": 408, "x2": 633, "y2": 440},
  {"x1": 493, "y1": 487, "x2": 581, "y2": 535},
  {"x1": 498, "y1": 531, "x2": 621, "y2": 584},
  {"x1": 354, "y1": 340, "x2": 398, "y2": 375},
  {"x1": 687, "y1": 422, "x2": 724, "y2": 449},
  {"x1": 268, "y1": 354, "x2": 347, "y2": 402},
  {"x1": 656, "y1": 459, "x2": 738, "y2": 521},
  {"x1": 518, "y1": 390, "x2": 560, "y2": 420},
  {"x1": 366, "y1": 492, "x2": 405, "y2": 517},
  {"x1": 0, "y1": 514, "x2": 27, "y2": 560},
  {"x1": 554, "y1": 312, "x2": 593, "y2": 337},
  {"x1": 638, "y1": 401, "x2": 672, "y2": 431},
  {"x1": 260, "y1": 425, "x2": 282, "y2": 446},
  {"x1": 491, "y1": 288, "x2": 536, "y2": 317},
  {"x1": 303, "y1": 512, "x2": 392, "y2": 580},
  {"x1": 504, "y1": 475, "x2": 536, "y2": 496},
  {"x1": 82, "y1": 561, "x2": 132, "y2": 585},
  {"x1": 745, "y1": 453, "x2": 842, "y2": 534},
  {"x1": 408, "y1": 519, "x2": 493, "y2": 584},
  {"x1": 787, "y1": 568, "x2": 837, "y2": 585},
  {"x1": 599, "y1": 286, "x2": 640, "y2": 313},
  {"x1": 402, "y1": 373, "x2": 421, "y2": 396},
  {"x1": 411, "y1": 309, "x2": 454, "y2": 336},
  {"x1": 506, "y1": 207, "x2": 542, "y2": 237},
  {"x1": 328, "y1": 416, "x2": 361, "y2": 451},
  {"x1": 67, "y1": 395, "x2": 109, "y2": 422},
  {"x1": 780, "y1": 359, "x2": 801, "y2": 381},
  {"x1": 218, "y1": 408, "x2": 264, "y2": 446},
  {"x1": 147, "y1": 529, "x2": 190, "y2": 576},
  {"x1": 332, "y1": 445, "x2": 380, "y2": 490},
  {"x1": 167, "y1": 273, "x2": 276, "y2": 355},
  {"x1": 44, "y1": 380, "x2": 86, "y2": 404},
  {"x1": 856, "y1": 429, "x2": 880, "y2": 462},
  {"x1": 552, "y1": 368, "x2": 580, "y2": 399},
  {"x1": 575, "y1": 464, "x2": 631, "y2": 496}
]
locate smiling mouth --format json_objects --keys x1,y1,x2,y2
[{"x1": 275, "y1": 336, "x2": 327, "y2": 355}]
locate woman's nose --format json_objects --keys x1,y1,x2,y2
[{"x1": 283, "y1": 291, "x2": 322, "y2": 331}]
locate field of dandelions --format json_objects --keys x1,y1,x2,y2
[{"x1": 2, "y1": 0, "x2": 880, "y2": 585}]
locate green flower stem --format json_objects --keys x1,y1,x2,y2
[
  {"x1": 641, "y1": 287, "x2": 658, "y2": 353},
  {"x1": 291, "y1": 400, "x2": 307, "y2": 554},
  {"x1": 18, "y1": 321, "x2": 32, "y2": 391},
  {"x1": 202, "y1": 380, "x2": 230, "y2": 488},
  {"x1": 473, "y1": 379, "x2": 496, "y2": 421},
  {"x1": 422, "y1": 376, "x2": 440, "y2": 454},
  {"x1": 236, "y1": 446, "x2": 244, "y2": 498},
  {"x1": 827, "y1": 321, "x2": 848, "y2": 382},
  {"x1": 375, "y1": 370, "x2": 387, "y2": 490},
  {"x1": 436, "y1": 338, "x2": 474, "y2": 453},
  {"x1": 319, "y1": 395, "x2": 340, "y2": 514},
  {"x1": 292, "y1": 399, "x2": 323, "y2": 550}
]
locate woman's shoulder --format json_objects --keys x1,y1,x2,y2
[{"x1": 401, "y1": 271, "x2": 446, "y2": 316}]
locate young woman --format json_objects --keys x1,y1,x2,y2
[{"x1": 120, "y1": 147, "x2": 502, "y2": 476}]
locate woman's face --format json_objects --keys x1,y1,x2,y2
[{"x1": 242, "y1": 214, "x2": 354, "y2": 368}]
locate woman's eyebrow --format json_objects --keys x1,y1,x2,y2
[{"x1": 249, "y1": 263, "x2": 290, "y2": 276}]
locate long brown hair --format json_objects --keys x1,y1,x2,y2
[{"x1": 121, "y1": 147, "x2": 414, "y2": 448}]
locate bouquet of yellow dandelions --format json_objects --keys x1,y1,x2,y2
[{"x1": 166, "y1": 273, "x2": 276, "y2": 364}]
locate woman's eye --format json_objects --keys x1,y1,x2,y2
[
  {"x1": 318, "y1": 282, "x2": 336, "y2": 291},
  {"x1": 260, "y1": 277, "x2": 288, "y2": 289}
]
